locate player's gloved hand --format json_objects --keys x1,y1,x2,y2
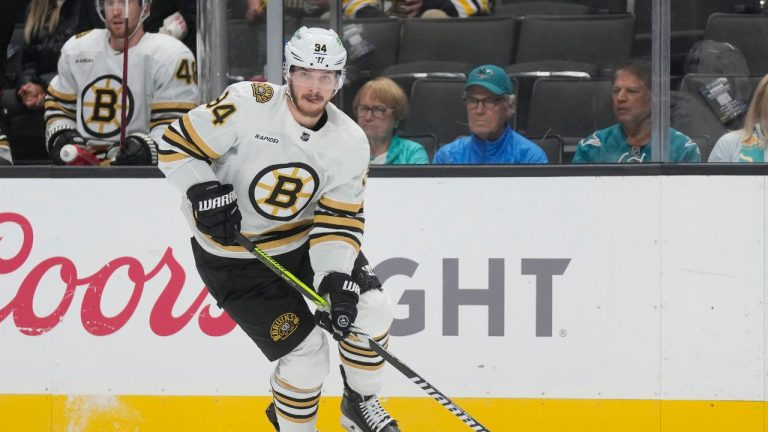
[
  {"x1": 186, "y1": 181, "x2": 242, "y2": 246},
  {"x1": 315, "y1": 272, "x2": 360, "y2": 341},
  {"x1": 49, "y1": 128, "x2": 86, "y2": 165},
  {"x1": 110, "y1": 133, "x2": 158, "y2": 166}
]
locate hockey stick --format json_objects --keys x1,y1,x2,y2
[
  {"x1": 119, "y1": 0, "x2": 130, "y2": 151},
  {"x1": 234, "y1": 232, "x2": 491, "y2": 432}
]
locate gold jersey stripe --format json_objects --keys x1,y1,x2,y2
[
  {"x1": 309, "y1": 234, "x2": 361, "y2": 254},
  {"x1": 257, "y1": 219, "x2": 313, "y2": 236},
  {"x1": 46, "y1": 86, "x2": 77, "y2": 103},
  {"x1": 318, "y1": 196, "x2": 363, "y2": 214},
  {"x1": 151, "y1": 102, "x2": 197, "y2": 111},
  {"x1": 181, "y1": 115, "x2": 220, "y2": 159},
  {"x1": 163, "y1": 126, "x2": 206, "y2": 159},
  {"x1": 44, "y1": 100, "x2": 76, "y2": 114},
  {"x1": 158, "y1": 152, "x2": 189, "y2": 162},
  {"x1": 314, "y1": 214, "x2": 364, "y2": 231}
]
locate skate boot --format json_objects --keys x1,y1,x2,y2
[{"x1": 340, "y1": 384, "x2": 400, "y2": 432}]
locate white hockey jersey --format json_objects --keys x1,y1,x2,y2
[
  {"x1": 45, "y1": 29, "x2": 198, "y2": 150},
  {"x1": 0, "y1": 133, "x2": 11, "y2": 165},
  {"x1": 158, "y1": 82, "x2": 369, "y2": 275}
]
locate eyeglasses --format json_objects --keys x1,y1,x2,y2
[
  {"x1": 464, "y1": 96, "x2": 505, "y2": 110},
  {"x1": 290, "y1": 69, "x2": 339, "y2": 90},
  {"x1": 356, "y1": 105, "x2": 393, "y2": 119}
]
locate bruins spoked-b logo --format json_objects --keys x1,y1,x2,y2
[
  {"x1": 270, "y1": 313, "x2": 300, "y2": 342},
  {"x1": 80, "y1": 74, "x2": 134, "y2": 138},
  {"x1": 249, "y1": 163, "x2": 319, "y2": 221}
]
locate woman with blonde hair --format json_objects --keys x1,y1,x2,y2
[
  {"x1": 709, "y1": 74, "x2": 768, "y2": 162},
  {"x1": 1, "y1": 0, "x2": 81, "y2": 161},
  {"x1": 353, "y1": 77, "x2": 429, "y2": 164}
]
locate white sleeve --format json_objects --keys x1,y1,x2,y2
[
  {"x1": 148, "y1": 45, "x2": 199, "y2": 145},
  {"x1": 158, "y1": 83, "x2": 245, "y2": 193},
  {"x1": 44, "y1": 46, "x2": 78, "y2": 148},
  {"x1": 309, "y1": 143, "x2": 369, "y2": 282}
]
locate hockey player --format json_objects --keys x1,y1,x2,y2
[
  {"x1": 158, "y1": 27, "x2": 399, "y2": 432},
  {"x1": 0, "y1": 130, "x2": 12, "y2": 165},
  {"x1": 44, "y1": 0, "x2": 197, "y2": 165}
]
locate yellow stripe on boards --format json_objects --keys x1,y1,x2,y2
[{"x1": 0, "y1": 395, "x2": 765, "y2": 431}]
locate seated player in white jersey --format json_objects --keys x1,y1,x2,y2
[
  {"x1": 44, "y1": 0, "x2": 197, "y2": 166},
  {"x1": 158, "y1": 27, "x2": 400, "y2": 432}
]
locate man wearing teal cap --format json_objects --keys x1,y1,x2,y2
[{"x1": 433, "y1": 64, "x2": 547, "y2": 164}]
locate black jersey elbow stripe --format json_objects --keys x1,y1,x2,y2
[
  {"x1": 340, "y1": 355, "x2": 385, "y2": 371},
  {"x1": 317, "y1": 201, "x2": 363, "y2": 217},
  {"x1": 162, "y1": 126, "x2": 209, "y2": 160},
  {"x1": 161, "y1": 134, "x2": 208, "y2": 162},
  {"x1": 314, "y1": 214, "x2": 365, "y2": 231},
  {"x1": 46, "y1": 86, "x2": 77, "y2": 103},
  {"x1": 313, "y1": 222, "x2": 364, "y2": 235},
  {"x1": 339, "y1": 340, "x2": 380, "y2": 358},
  {"x1": 180, "y1": 115, "x2": 220, "y2": 159},
  {"x1": 45, "y1": 114, "x2": 76, "y2": 126},
  {"x1": 315, "y1": 209, "x2": 365, "y2": 224},
  {"x1": 318, "y1": 196, "x2": 363, "y2": 215},
  {"x1": 273, "y1": 390, "x2": 321, "y2": 409}
]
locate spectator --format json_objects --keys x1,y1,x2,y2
[
  {"x1": 433, "y1": 64, "x2": 548, "y2": 164},
  {"x1": 572, "y1": 60, "x2": 701, "y2": 163},
  {"x1": 354, "y1": 77, "x2": 428, "y2": 164},
  {"x1": 1, "y1": 0, "x2": 82, "y2": 162},
  {"x1": 0, "y1": 0, "x2": 29, "y2": 93},
  {"x1": 246, "y1": 0, "x2": 391, "y2": 20},
  {"x1": 44, "y1": 0, "x2": 197, "y2": 165},
  {"x1": 143, "y1": 0, "x2": 196, "y2": 54},
  {"x1": 709, "y1": 74, "x2": 768, "y2": 162}
]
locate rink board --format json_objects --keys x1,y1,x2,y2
[{"x1": 1, "y1": 175, "x2": 767, "y2": 431}]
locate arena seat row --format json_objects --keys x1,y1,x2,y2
[{"x1": 400, "y1": 72, "x2": 762, "y2": 162}]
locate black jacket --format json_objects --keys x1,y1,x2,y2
[{"x1": 17, "y1": 0, "x2": 82, "y2": 88}]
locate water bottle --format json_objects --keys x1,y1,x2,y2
[{"x1": 60, "y1": 144, "x2": 100, "y2": 166}]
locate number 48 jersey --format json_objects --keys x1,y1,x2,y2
[
  {"x1": 45, "y1": 29, "x2": 198, "y2": 147},
  {"x1": 158, "y1": 82, "x2": 370, "y2": 275}
]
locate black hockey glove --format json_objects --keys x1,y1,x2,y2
[
  {"x1": 186, "y1": 181, "x2": 242, "y2": 246},
  {"x1": 111, "y1": 133, "x2": 158, "y2": 166},
  {"x1": 315, "y1": 272, "x2": 360, "y2": 341},
  {"x1": 49, "y1": 128, "x2": 85, "y2": 165}
]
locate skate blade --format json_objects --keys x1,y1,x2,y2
[{"x1": 340, "y1": 415, "x2": 363, "y2": 432}]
